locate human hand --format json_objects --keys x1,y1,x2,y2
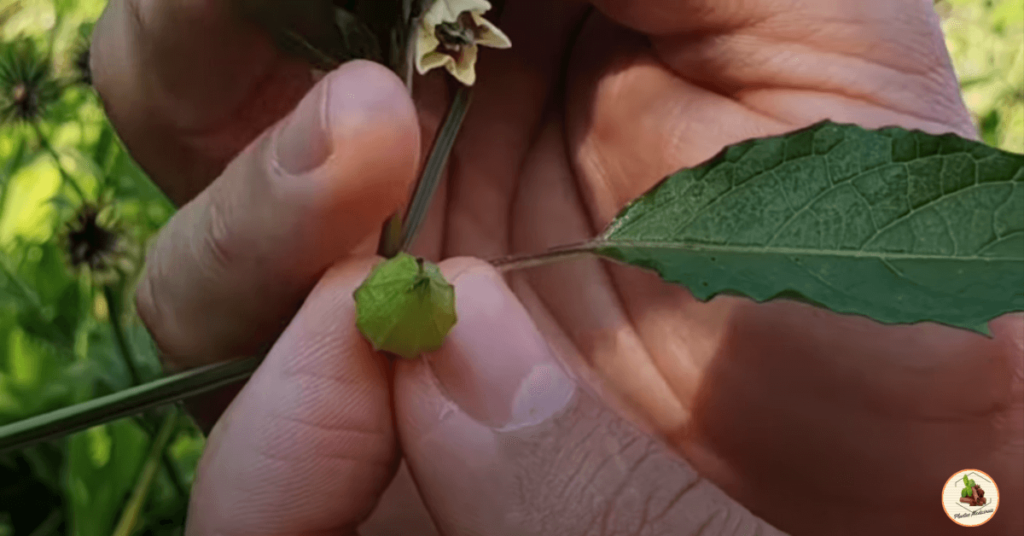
[
  {"x1": 400, "y1": 0, "x2": 1021, "y2": 533},
  {"x1": 91, "y1": 0, "x2": 419, "y2": 413},
  {"x1": 92, "y1": 1, "x2": 435, "y2": 529},
  {"x1": 90, "y1": 0, "x2": 1023, "y2": 535}
]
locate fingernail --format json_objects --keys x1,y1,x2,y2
[
  {"x1": 427, "y1": 268, "x2": 576, "y2": 430},
  {"x1": 275, "y1": 61, "x2": 407, "y2": 175}
]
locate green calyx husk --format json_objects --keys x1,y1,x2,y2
[{"x1": 353, "y1": 253, "x2": 457, "y2": 359}]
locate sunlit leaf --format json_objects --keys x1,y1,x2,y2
[
  {"x1": 597, "y1": 121, "x2": 1024, "y2": 333},
  {"x1": 65, "y1": 420, "x2": 146, "y2": 536}
]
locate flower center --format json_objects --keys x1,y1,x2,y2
[
  {"x1": 435, "y1": 12, "x2": 478, "y2": 54},
  {"x1": 66, "y1": 207, "x2": 120, "y2": 270},
  {"x1": 11, "y1": 83, "x2": 27, "y2": 103}
]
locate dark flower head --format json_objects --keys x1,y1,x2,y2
[
  {"x1": 0, "y1": 39, "x2": 62, "y2": 124},
  {"x1": 73, "y1": 44, "x2": 91, "y2": 86},
  {"x1": 415, "y1": 0, "x2": 511, "y2": 86},
  {"x1": 62, "y1": 204, "x2": 123, "y2": 276}
]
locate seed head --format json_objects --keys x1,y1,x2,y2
[
  {"x1": 0, "y1": 39, "x2": 62, "y2": 124},
  {"x1": 61, "y1": 204, "x2": 135, "y2": 284}
]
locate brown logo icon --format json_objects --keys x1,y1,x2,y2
[{"x1": 942, "y1": 469, "x2": 999, "y2": 527}]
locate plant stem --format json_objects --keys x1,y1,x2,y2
[
  {"x1": 379, "y1": 86, "x2": 474, "y2": 257},
  {"x1": 0, "y1": 240, "x2": 610, "y2": 453},
  {"x1": 103, "y1": 284, "x2": 187, "y2": 498},
  {"x1": 26, "y1": 509, "x2": 62, "y2": 536},
  {"x1": 32, "y1": 122, "x2": 87, "y2": 205},
  {"x1": 111, "y1": 411, "x2": 178, "y2": 536},
  {"x1": 0, "y1": 236, "x2": 610, "y2": 454},
  {"x1": 489, "y1": 242, "x2": 600, "y2": 273},
  {"x1": 158, "y1": 427, "x2": 187, "y2": 498},
  {"x1": 104, "y1": 285, "x2": 141, "y2": 385},
  {"x1": 0, "y1": 355, "x2": 262, "y2": 454},
  {"x1": 399, "y1": 86, "x2": 473, "y2": 253}
]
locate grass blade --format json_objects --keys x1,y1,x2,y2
[{"x1": 0, "y1": 356, "x2": 262, "y2": 454}]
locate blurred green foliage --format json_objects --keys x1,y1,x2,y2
[
  {"x1": 939, "y1": 0, "x2": 1024, "y2": 152},
  {"x1": 0, "y1": 0, "x2": 1020, "y2": 534},
  {"x1": 0, "y1": 1, "x2": 196, "y2": 535}
]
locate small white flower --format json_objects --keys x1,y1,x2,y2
[{"x1": 415, "y1": 0, "x2": 511, "y2": 86}]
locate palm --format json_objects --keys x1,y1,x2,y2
[{"x1": 412, "y1": 2, "x2": 1020, "y2": 534}]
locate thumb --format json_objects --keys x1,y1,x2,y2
[
  {"x1": 137, "y1": 60, "x2": 419, "y2": 428},
  {"x1": 186, "y1": 259, "x2": 397, "y2": 536},
  {"x1": 395, "y1": 260, "x2": 785, "y2": 535}
]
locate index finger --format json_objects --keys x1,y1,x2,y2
[{"x1": 90, "y1": 0, "x2": 318, "y2": 204}]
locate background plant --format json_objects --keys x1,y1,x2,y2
[{"x1": 0, "y1": 0, "x2": 1020, "y2": 535}]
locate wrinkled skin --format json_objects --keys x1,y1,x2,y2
[{"x1": 92, "y1": 0, "x2": 1022, "y2": 534}]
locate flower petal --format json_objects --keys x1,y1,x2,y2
[
  {"x1": 470, "y1": 13, "x2": 512, "y2": 49},
  {"x1": 446, "y1": 44, "x2": 479, "y2": 86},
  {"x1": 420, "y1": 51, "x2": 456, "y2": 74},
  {"x1": 448, "y1": 0, "x2": 493, "y2": 17},
  {"x1": 416, "y1": 28, "x2": 443, "y2": 74},
  {"x1": 424, "y1": 0, "x2": 492, "y2": 26}
]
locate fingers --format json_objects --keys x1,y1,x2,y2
[
  {"x1": 91, "y1": 0, "x2": 314, "y2": 203},
  {"x1": 566, "y1": 14, "x2": 790, "y2": 229},
  {"x1": 187, "y1": 258, "x2": 397, "y2": 536},
  {"x1": 565, "y1": 9, "x2": 972, "y2": 233},
  {"x1": 394, "y1": 260, "x2": 784, "y2": 535},
  {"x1": 137, "y1": 61, "x2": 419, "y2": 371},
  {"x1": 589, "y1": 0, "x2": 768, "y2": 35}
]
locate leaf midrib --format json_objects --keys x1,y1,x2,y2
[
  {"x1": 613, "y1": 154, "x2": 1019, "y2": 256},
  {"x1": 596, "y1": 240, "x2": 1024, "y2": 262}
]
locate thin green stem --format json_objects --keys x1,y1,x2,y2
[
  {"x1": 0, "y1": 252, "x2": 47, "y2": 316},
  {"x1": 104, "y1": 285, "x2": 141, "y2": 385},
  {"x1": 103, "y1": 284, "x2": 186, "y2": 497},
  {"x1": 111, "y1": 412, "x2": 178, "y2": 536},
  {"x1": 281, "y1": 29, "x2": 341, "y2": 71},
  {"x1": 379, "y1": 86, "x2": 475, "y2": 257},
  {"x1": 32, "y1": 122, "x2": 87, "y2": 205},
  {"x1": 0, "y1": 237, "x2": 608, "y2": 455},
  {"x1": 489, "y1": 242, "x2": 601, "y2": 273},
  {"x1": 399, "y1": 86, "x2": 473, "y2": 253},
  {"x1": 26, "y1": 509, "x2": 62, "y2": 536},
  {"x1": 0, "y1": 240, "x2": 610, "y2": 453},
  {"x1": 159, "y1": 431, "x2": 187, "y2": 498},
  {"x1": 0, "y1": 139, "x2": 28, "y2": 215},
  {"x1": 0, "y1": 252, "x2": 75, "y2": 350},
  {"x1": 0, "y1": 355, "x2": 262, "y2": 454}
]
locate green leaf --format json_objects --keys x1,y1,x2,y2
[
  {"x1": 962, "y1": 487, "x2": 973, "y2": 497},
  {"x1": 964, "y1": 474, "x2": 971, "y2": 488},
  {"x1": 65, "y1": 420, "x2": 147, "y2": 536},
  {"x1": 354, "y1": 253, "x2": 456, "y2": 359},
  {"x1": 596, "y1": 121, "x2": 1024, "y2": 333}
]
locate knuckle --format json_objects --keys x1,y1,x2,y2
[{"x1": 200, "y1": 186, "x2": 241, "y2": 272}]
